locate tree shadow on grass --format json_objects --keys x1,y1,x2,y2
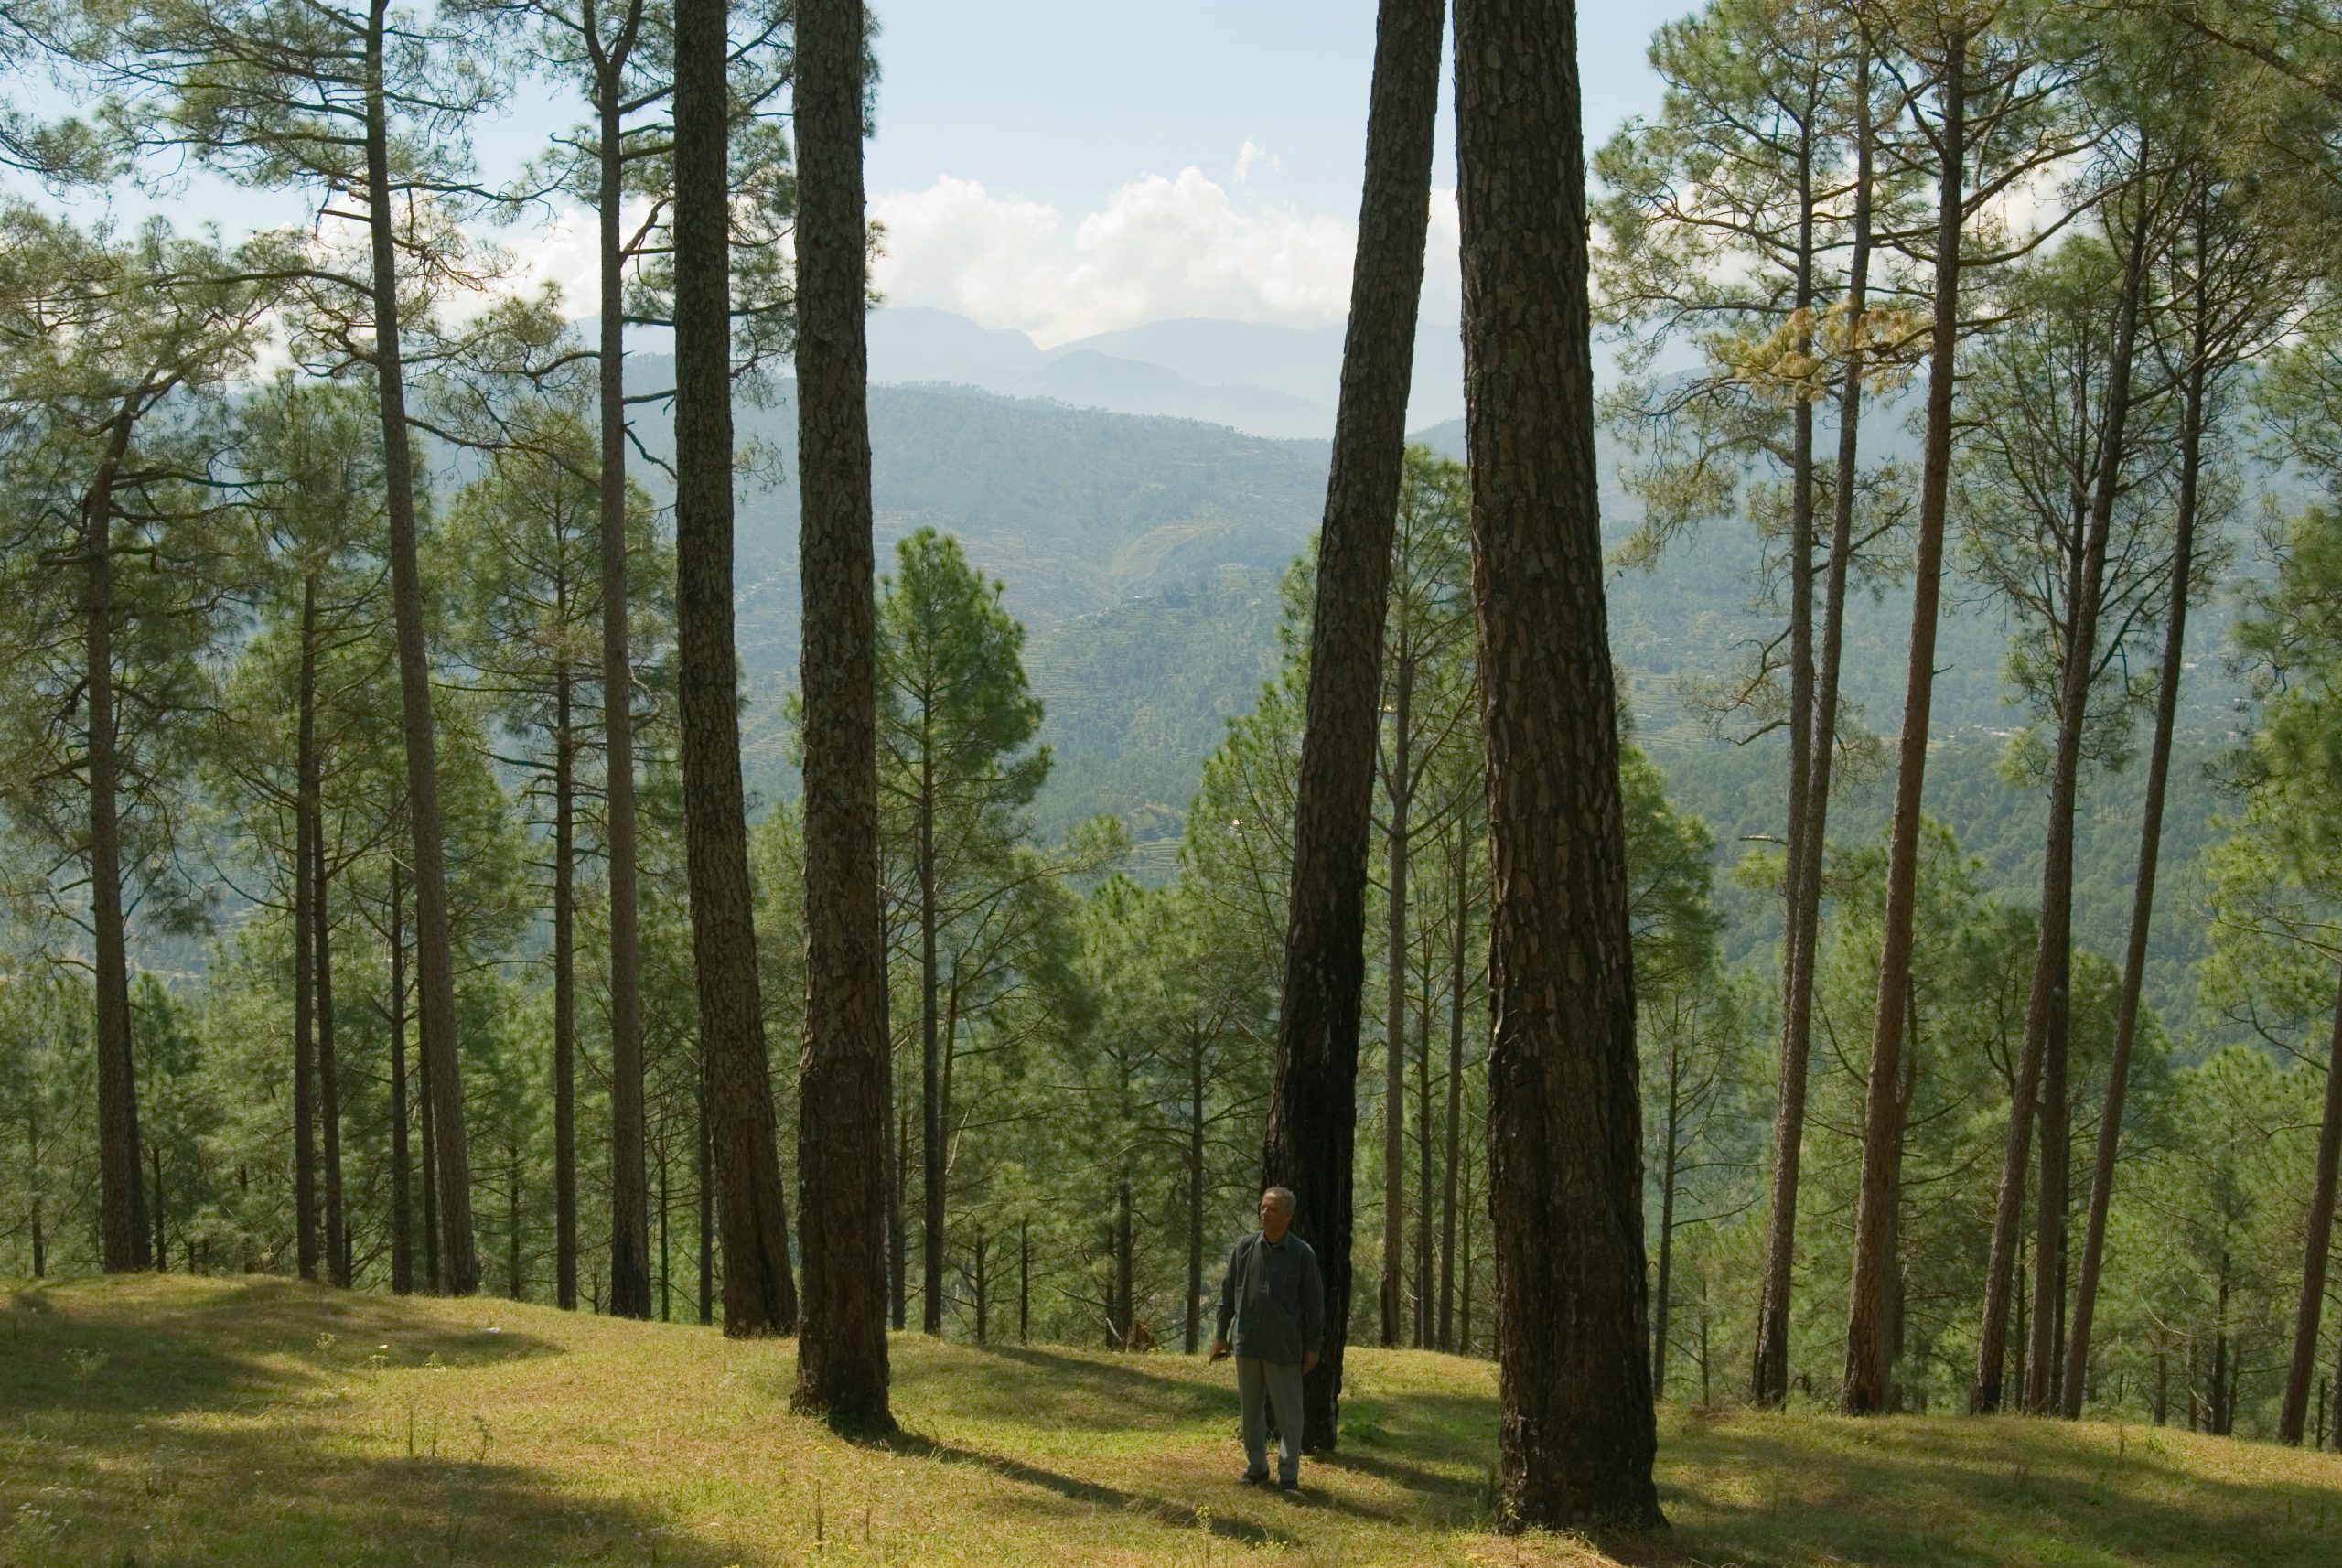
[
  {"x1": 1664, "y1": 1416, "x2": 2342, "y2": 1568},
  {"x1": 904, "y1": 1343, "x2": 1233, "y2": 1431},
  {"x1": 0, "y1": 1278, "x2": 736, "y2": 1568},
  {"x1": 860, "y1": 1425, "x2": 1299, "y2": 1547}
]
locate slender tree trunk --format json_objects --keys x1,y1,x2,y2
[
  {"x1": 1113, "y1": 1169, "x2": 1134, "y2": 1348},
  {"x1": 790, "y1": 0, "x2": 894, "y2": 1427},
  {"x1": 509, "y1": 1140, "x2": 524, "y2": 1302},
  {"x1": 672, "y1": 0, "x2": 797, "y2": 1341},
  {"x1": 551, "y1": 671, "x2": 577, "y2": 1309},
  {"x1": 658, "y1": 1130, "x2": 671, "y2": 1321},
  {"x1": 1655, "y1": 1047, "x2": 1680, "y2": 1399},
  {"x1": 1381, "y1": 650, "x2": 1413, "y2": 1348},
  {"x1": 1457, "y1": 0, "x2": 1660, "y2": 1526},
  {"x1": 1019, "y1": 1219, "x2": 1030, "y2": 1345},
  {"x1": 366, "y1": 0, "x2": 475, "y2": 1295},
  {"x1": 150, "y1": 1142, "x2": 166, "y2": 1271},
  {"x1": 389, "y1": 855, "x2": 413, "y2": 1294},
  {"x1": 1415, "y1": 956, "x2": 1434, "y2": 1348},
  {"x1": 698, "y1": 1044, "x2": 715, "y2": 1326},
  {"x1": 83, "y1": 410, "x2": 148, "y2": 1274},
  {"x1": 1260, "y1": 0, "x2": 1442, "y2": 1456},
  {"x1": 421, "y1": 1000, "x2": 440, "y2": 1294},
  {"x1": 919, "y1": 760, "x2": 944, "y2": 1336},
  {"x1": 1187, "y1": 1034, "x2": 1206, "y2": 1354},
  {"x1": 313, "y1": 809, "x2": 346, "y2": 1287},
  {"x1": 972, "y1": 1227, "x2": 988, "y2": 1344},
  {"x1": 595, "y1": 0, "x2": 654, "y2": 1333},
  {"x1": 1438, "y1": 813, "x2": 1469, "y2": 1352},
  {"x1": 294, "y1": 579, "x2": 320, "y2": 1283},
  {"x1": 890, "y1": 1094, "x2": 908, "y2": 1330},
  {"x1": 1752, "y1": 118, "x2": 1821, "y2": 1410},
  {"x1": 2067, "y1": 318, "x2": 2208, "y2": 1418},
  {"x1": 1843, "y1": 31, "x2": 1966, "y2": 1415},
  {"x1": 2005, "y1": 173, "x2": 2156, "y2": 1417},
  {"x1": 2280, "y1": 969, "x2": 2342, "y2": 1442}
]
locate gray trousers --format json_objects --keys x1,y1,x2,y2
[{"x1": 1235, "y1": 1356, "x2": 1305, "y2": 1481}]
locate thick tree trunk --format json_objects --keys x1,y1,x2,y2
[
  {"x1": 790, "y1": 0, "x2": 894, "y2": 1427},
  {"x1": 1752, "y1": 120, "x2": 1821, "y2": 1410},
  {"x1": 367, "y1": 0, "x2": 475, "y2": 1294},
  {"x1": 2279, "y1": 969, "x2": 2342, "y2": 1442},
  {"x1": 313, "y1": 806, "x2": 346, "y2": 1287},
  {"x1": 672, "y1": 0, "x2": 797, "y2": 1340},
  {"x1": 294, "y1": 578, "x2": 320, "y2": 1283},
  {"x1": 1843, "y1": 31, "x2": 1965, "y2": 1415},
  {"x1": 1456, "y1": 0, "x2": 1662, "y2": 1527},
  {"x1": 1437, "y1": 813, "x2": 1469, "y2": 1352},
  {"x1": 1259, "y1": 0, "x2": 1442, "y2": 1456},
  {"x1": 2067, "y1": 323, "x2": 2208, "y2": 1417},
  {"x1": 2004, "y1": 174, "x2": 2154, "y2": 1417},
  {"x1": 389, "y1": 855, "x2": 413, "y2": 1294},
  {"x1": 552, "y1": 672, "x2": 578, "y2": 1309},
  {"x1": 1380, "y1": 651, "x2": 1413, "y2": 1348},
  {"x1": 84, "y1": 410, "x2": 149, "y2": 1274},
  {"x1": 596, "y1": 0, "x2": 654, "y2": 1333}
]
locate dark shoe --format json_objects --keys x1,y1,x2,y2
[
  {"x1": 1239, "y1": 1471, "x2": 1269, "y2": 1486},
  {"x1": 1277, "y1": 1477, "x2": 1299, "y2": 1493}
]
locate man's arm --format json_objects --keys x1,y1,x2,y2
[{"x1": 1211, "y1": 1238, "x2": 1244, "y2": 1355}]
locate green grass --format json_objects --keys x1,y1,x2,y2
[{"x1": 3, "y1": 1276, "x2": 2337, "y2": 1566}]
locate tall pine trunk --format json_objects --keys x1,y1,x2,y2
[
  {"x1": 367, "y1": 0, "x2": 476, "y2": 1294},
  {"x1": 389, "y1": 854, "x2": 413, "y2": 1294},
  {"x1": 672, "y1": 0, "x2": 796, "y2": 1339},
  {"x1": 1437, "y1": 811, "x2": 1469, "y2": 1351},
  {"x1": 554, "y1": 671, "x2": 578, "y2": 1309},
  {"x1": 294, "y1": 576, "x2": 320, "y2": 1283},
  {"x1": 1751, "y1": 115, "x2": 1821, "y2": 1409},
  {"x1": 1842, "y1": 30, "x2": 1966, "y2": 1415},
  {"x1": 597, "y1": 12, "x2": 653, "y2": 1324},
  {"x1": 920, "y1": 763, "x2": 944, "y2": 1336},
  {"x1": 1414, "y1": 954, "x2": 1434, "y2": 1347},
  {"x1": 2280, "y1": 971, "x2": 2342, "y2": 1442},
  {"x1": 1380, "y1": 650, "x2": 1413, "y2": 1347},
  {"x1": 313, "y1": 805, "x2": 346, "y2": 1286},
  {"x1": 2000, "y1": 175, "x2": 2155, "y2": 1416},
  {"x1": 1456, "y1": 0, "x2": 1661, "y2": 1526},
  {"x1": 84, "y1": 410, "x2": 149, "y2": 1273},
  {"x1": 790, "y1": 0, "x2": 895, "y2": 1428},
  {"x1": 2066, "y1": 285, "x2": 2209, "y2": 1416},
  {"x1": 1259, "y1": 0, "x2": 1442, "y2": 1455},
  {"x1": 1187, "y1": 1032, "x2": 1206, "y2": 1354}
]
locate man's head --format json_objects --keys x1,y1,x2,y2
[{"x1": 1259, "y1": 1187, "x2": 1296, "y2": 1240}]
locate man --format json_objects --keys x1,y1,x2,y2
[{"x1": 1209, "y1": 1186, "x2": 1325, "y2": 1492}]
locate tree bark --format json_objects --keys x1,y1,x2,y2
[
  {"x1": 1655, "y1": 1038, "x2": 1681, "y2": 1398},
  {"x1": 596, "y1": 5, "x2": 653, "y2": 1326},
  {"x1": 389, "y1": 854, "x2": 413, "y2": 1294},
  {"x1": 1437, "y1": 811, "x2": 1469, "y2": 1352},
  {"x1": 1843, "y1": 29, "x2": 1966, "y2": 1415},
  {"x1": 2066, "y1": 298, "x2": 2208, "y2": 1417},
  {"x1": 1456, "y1": 0, "x2": 1662, "y2": 1527},
  {"x1": 2280, "y1": 969, "x2": 2342, "y2": 1443},
  {"x1": 83, "y1": 407, "x2": 149, "y2": 1274},
  {"x1": 554, "y1": 670, "x2": 578, "y2": 1310},
  {"x1": 1751, "y1": 108, "x2": 1821, "y2": 1410},
  {"x1": 294, "y1": 578, "x2": 320, "y2": 1283},
  {"x1": 1414, "y1": 940, "x2": 1434, "y2": 1348},
  {"x1": 366, "y1": 0, "x2": 476, "y2": 1295},
  {"x1": 672, "y1": 0, "x2": 797, "y2": 1341},
  {"x1": 919, "y1": 750, "x2": 945, "y2": 1336},
  {"x1": 1187, "y1": 1031, "x2": 1206, "y2": 1354},
  {"x1": 790, "y1": 0, "x2": 894, "y2": 1427},
  {"x1": 1380, "y1": 649, "x2": 1413, "y2": 1348},
  {"x1": 1113, "y1": 1168, "x2": 1134, "y2": 1348},
  {"x1": 421, "y1": 991, "x2": 440, "y2": 1294},
  {"x1": 1259, "y1": 0, "x2": 1442, "y2": 1455},
  {"x1": 313, "y1": 799, "x2": 346, "y2": 1287}
]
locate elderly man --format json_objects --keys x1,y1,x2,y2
[{"x1": 1208, "y1": 1186, "x2": 1325, "y2": 1491}]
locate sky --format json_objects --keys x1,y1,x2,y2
[{"x1": 16, "y1": 1, "x2": 1688, "y2": 349}]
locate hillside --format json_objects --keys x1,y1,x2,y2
[{"x1": 5, "y1": 1276, "x2": 2337, "y2": 1567}]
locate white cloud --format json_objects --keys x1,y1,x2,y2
[
  {"x1": 1232, "y1": 140, "x2": 1280, "y2": 185},
  {"x1": 872, "y1": 168, "x2": 1377, "y2": 346}
]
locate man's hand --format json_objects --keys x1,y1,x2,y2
[
  {"x1": 1303, "y1": 1350, "x2": 1320, "y2": 1375},
  {"x1": 1209, "y1": 1337, "x2": 1230, "y2": 1363}
]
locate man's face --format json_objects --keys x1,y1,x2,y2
[{"x1": 1259, "y1": 1190, "x2": 1291, "y2": 1234}]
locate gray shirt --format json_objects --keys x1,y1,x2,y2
[{"x1": 1214, "y1": 1229, "x2": 1325, "y2": 1365}]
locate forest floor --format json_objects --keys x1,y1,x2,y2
[{"x1": 3, "y1": 1275, "x2": 2337, "y2": 1567}]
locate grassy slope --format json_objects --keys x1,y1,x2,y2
[{"x1": 4, "y1": 1277, "x2": 2337, "y2": 1567}]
